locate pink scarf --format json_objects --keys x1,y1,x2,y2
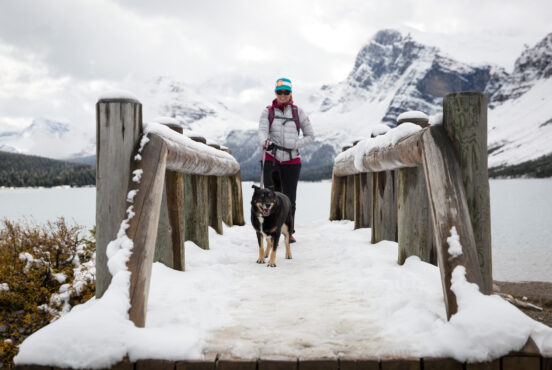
[{"x1": 271, "y1": 98, "x2": 294, "y2": 111}]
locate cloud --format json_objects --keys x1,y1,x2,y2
[{"x1": 0, "y1": 0, "x2": 550, "y2": 155}]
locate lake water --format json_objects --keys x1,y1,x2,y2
[{"x1": 1, "y1": 179, "x2": 550, "y2": 282}]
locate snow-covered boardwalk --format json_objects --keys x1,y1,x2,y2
[{"x1": 15, "y1": 220, "x2": 552, "y2": 369}]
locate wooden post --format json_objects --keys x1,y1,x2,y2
[
  {"x1": 340, "y1": 145, "x2": 354, "y2": 220},
  {"x1": 329, "y1": 172, "x2": 346, "y2": 221},
  {"x1": 125, "y1": 134, "x2": 168, "y2": 327},
  {"x1": 345, "y1": 175, "x2": 355, "y2": 221},
  {"x1": 96, "y1": 97, "x2": 142, "y2": 298},
  {"x1": 207, "y1": 144, "x2": 223, "y2": 235},
  {"x1": 230, "y1": 169, "x2": 245, "y2": 226},
  {"x1": 154, "y1": 123, "x2": 185, "y2": 270},
  {"x1": 184, "y1": 136, "x2": 210, "y2": 250},
  {"x1": 397, "y1": 166, "x2": 435, "y2": 265},
  {"x1": 371, "y1": 170, "x2": 397, "y2": 243},
  {"x1": 370, "y1": 131, "x2": 397, "y2": 244},
  {"x1": 354, "y1": 172, "x2": 371, "y2": 229},
  {"x1": 421, "y1": 125, "x2": 484, "y2": 319},
  {"x1": 221, "y1": 147, "x2": 233, "y2": 226},
  {"x1": 397, "y1": 116, "x2": 435, "y2": 265},
  {"x1": 443, "y1": 92, "x2": 492, "y2": 294}
]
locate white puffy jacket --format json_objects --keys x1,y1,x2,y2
[{"x1": 258, "y1": 104, "x2": 314, "y2": 162}]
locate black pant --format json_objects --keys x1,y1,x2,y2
[{"x1": 262, "y1": 160, "x2": 301, "y2": 233}]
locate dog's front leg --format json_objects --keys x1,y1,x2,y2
[
  {"x1": 267, "y1": 232, "x2": 280, "y2": 267},
  {"x1": 264, "y1": 237, "x2": 271, "y2": 259},
  {"x1": 256, "y1": 231, "x2": 265, "y2": 264}
]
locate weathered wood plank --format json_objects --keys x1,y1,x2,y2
[
  {"x1": 543, "y1": 357, "x2": 552, "y2": 370},
  {"x1": 397, "y1": 166, "x2": 434, "y2": 265},
  {"x1": 333, "y1": 129, "x2": 425, "y2": 177},
  {"x1": 135, "y1": 359, "x2": 175, "y2": 369},
  {"x1": 156, "y1": 131, "x2": 239, "y2": 176},
  {"x1": 423, "y1": 357, "x2": 463, "y2": 370},
  {"x1": 109, "y1": 359, "x2": 135, "y2": 370},
  {"x1": 443, "y1": 92, "x2": 492, "y2": 294},
  {"x1": 465, "y1": 360, "x2": 500, "y2": 370},
  {"x1": 502, "y1": 355, "x2": 540, "y2": 370},
  {"x1": 230, "y1": 170, "x2": 245, "y2": 226},
  {"x1": 125, "y1": 134, "x2": 168, "y2": 327},
  {"x1": 380, "y1": 357, "x2": 420, "y2": 370},
  {"x1": 165, "y1": 169, "x2": 185, "y2": 270},
  {"x1": 371, "y1": 170, "x2": 397, "y2": 243},
  {"x1": 154, "y1": 123, "x2": 186, "y2": 271},
  {"x1": 220, "y1": 148, "x2": 233, "y2": 227},
  {"x1": 154, "y1": 181, "x2": 172, "y2": 267},
  {"x1": 176, "y1": 360, "x2": 216, "y2": 370},
  {"x1": 353, "y1": 172, "x2": 371, "y2": 229},
  {"x1": 96, "y1": 98, "x2": 142, "y2": 298},
  {"x1": 298, "y1": 358, "x2": 338, "y2": 370},
  {"x1": 420, "y1": 125, "x2": 484, "y2": 319},
  {"x1": 184, "y1": 174, "x2": 209, "y2": 250},
  {"x1": 258, "y1": 359, "x2": 298, "y2": 370},
  {"x1": 339, "y1": 357, "x2": 379, "y2": 370},
  {"x1": 329, "y1": 172, "x2": 346, "y2": 221},
  {"x1": 208, "y1": 175, "x2": 223, "y2": 234},
  {"x1": 217, "y1": 358, "x2": 257, "y2": 370},
  {"x1": 221, "y1": 175, "x2": 233, "y2": 226},
  {"x1": 344, "y1": 175, "x2": 355, "y2": 221}
]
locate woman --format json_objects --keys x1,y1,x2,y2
[{"x1": 258, "y1": 77, "x2": 315, "y2": 243}]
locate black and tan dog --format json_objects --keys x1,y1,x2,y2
[{"x1": 251, "y1": 185, "x2": 293, "y2": 267}]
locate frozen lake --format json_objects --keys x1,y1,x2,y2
[{"x1": 0, "y1": 179, "x2": 551, "y2": 282}]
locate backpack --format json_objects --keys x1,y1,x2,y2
[{"x1": 267, "y1": 105, "x2": 301, "y2": 134}]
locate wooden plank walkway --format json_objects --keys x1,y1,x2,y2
[{"x1": 13, "y1": 353, "x2": 550, "y2": 370}]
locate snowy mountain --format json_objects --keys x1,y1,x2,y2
[
  {"x1": 0, "y1": 119, "x2": 92, "y2": 160},
  {"x1": 3, "y1": 30, "x2": 551, "y2": 178},
  {"x1": 487, "y1": 32, "x2": 552, "y2": 173}
]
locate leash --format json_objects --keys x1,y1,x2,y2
[{"x1": 260, "y1": 144, "x2": 267, "y2": 189}]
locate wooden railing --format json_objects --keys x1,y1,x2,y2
[
  {"x1": 95, "y1": 96, "x2": 244, "y2": 327},
  {"x1": 330, "y1": 92, "x2": 492, "y2": 319}
]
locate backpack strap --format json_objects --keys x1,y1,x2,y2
[
  {"x1": 290, "y1": 104, "x2": 300, "y2": 134},
  {"x1": 267, "y1": 106, "x2": 275, "y2": 128},
  {"x1": 267, "y1": 105, "x2": 300, "y2": 135}
]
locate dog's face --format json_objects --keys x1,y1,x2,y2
[{"x1": 252, "y1": 185, "x2": 277, "y2": 217}]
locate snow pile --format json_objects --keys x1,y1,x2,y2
[
  {"x1": 335, "y1": 122, "x2": 422, "y2": 172},
  {"x1": 97, "y1": 90, "x2": 140, "y2": 102},
  {"x1": 447, "y1": 227, "x2": 463, "y2": 258},
  {"x1": 397, "y1": 110, "x2": 429, "y2": 122},
  {"x1": 15, "y1": 216, "x2": 552, "y2": 367},
  {"x1": 144, "y1": 122, "x2": 236, "y2": 163},
  {"x1": 0, "y1": 282, "x2": 8, "y2": 292}
]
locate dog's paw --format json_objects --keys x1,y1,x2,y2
[
  {"x1": 285, "y1": 254, "x2": 292, "y2": 259},
  {"x1": 267, "y1": 263, "x2": 276, "y2": 268},
  {"x1": 256, "y1": 258, "x2": 265, "y2": 264}
]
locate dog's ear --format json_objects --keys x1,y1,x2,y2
[
  {"x1": 267, "y1": 185, "x2": 275, "y2": 192},
  {"x1": 252, "y1": 184, "x2": 260, "y2": 192}
]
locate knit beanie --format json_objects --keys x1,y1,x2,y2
[{"x1": 275, "y1": 78, "x2": 292, "y2": 91}]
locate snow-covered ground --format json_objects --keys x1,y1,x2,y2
[{"x1": 15, "y1": 218, "x2": 552, "y2": 368}]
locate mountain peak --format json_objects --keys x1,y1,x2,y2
[
  {"x1": 24, "y1": 119, "x2": 70, "y2": 136},
  {"x1": 372, "y1": 29, "x2": 404, "y2": 45},
  {"x1": 491, "y1": 32, "x2": 552, "y2": 104}
]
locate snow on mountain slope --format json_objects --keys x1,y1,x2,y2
[
  {"x1": 488, "y1": 78, "x2": 552, "y2": 166},
  {"x1": 144, "y1": 77, "x2": 257, "y2": 144},
  {"x1": 0, "y1": 118, "x2": 93, "y2": 159}
]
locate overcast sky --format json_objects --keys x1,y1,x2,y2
[{"x1": 0, "y1": 0, "x2": 551, "y2": 135}]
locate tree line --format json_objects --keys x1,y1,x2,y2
[{"x1": 0, "y1": 151, "x2": 95, "y2": 187}]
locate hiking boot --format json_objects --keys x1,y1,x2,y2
[{"x1": 289, "y1": 235, "x2": 296, "y2": 243}]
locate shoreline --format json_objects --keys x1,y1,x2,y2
[{"x1": 494, "y1": 280, "x2": 552, "y2": 328}]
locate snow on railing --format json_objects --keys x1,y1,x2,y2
[
  {"x1": 329, "y1": 92, "x2": 492, "y2": 320},
  {"x1": 95, "y1": 96, "x2": 245, "y2": 327}
]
